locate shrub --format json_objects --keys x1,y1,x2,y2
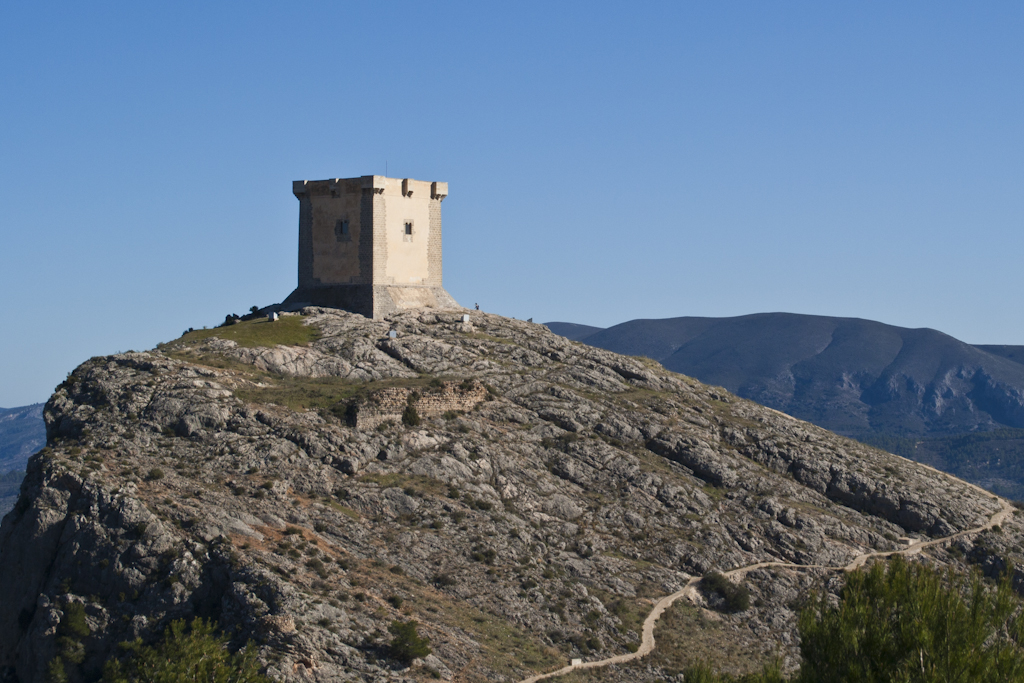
[
  {"x1": 145, "y1": 468, "x2": 165, "y2": 481},
  {"x1": 47, "y1": 601, "x2": 92, "y2": 682},
  {"x1": 700, "y1": 572, "x2": 750, "y2": 613},
  {"x1": 62, "y1": 602, "x2": 90, "y2": 638},
  {"x1": 402, "y1": 405, "x2": 421, "y2": 427},
  {"x1": 387, "y1": 595, "x2": 404, "y2": 608},
  {"x1": 387, "y1": 620, "x2": 431, "y2": 664},
  {"x1": 102, "y1": 618, "x2": 269, "y2": 682},
  {"x1": 305, "y1": 558, "x2": 328, "y2": 578},
  {"x1": 432, "y1": 573, "x2": 457, "y2": 587},
  {"x1": 470, "y1": 547, "x2": 497, "y2": 564},
  {"x1": 797, "y1": 556, "x2": 1024, "y2": 682}
]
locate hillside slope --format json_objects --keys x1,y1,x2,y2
[
  {"x1": 1, "y1": 309, "x2": 1021, "y2": 682},
  {"x1": 976, "y1": 345, "x2": 1024, "y2": 366},
  {"x1": 547, "y1": 314, "x2": 1024, "y2": 498}
]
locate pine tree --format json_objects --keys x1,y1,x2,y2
[
  {"x1": 387, "y1": 619, "x2": 431, "y2": 664},
  {"x1": 798, "y1": 556, "x2": 1024, "y2": 682},
  {"x1": 102, "y1": 618, "x2": 269, "y2": 683}
]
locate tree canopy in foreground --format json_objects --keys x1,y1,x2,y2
[
  {"x1": 685, "y1": 556, "x2": 1024, "y2": 682},
  {"x1": 101, "y1": 617, "x2": 270, "y2": 683}
]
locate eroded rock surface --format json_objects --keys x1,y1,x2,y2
[{"x1": 1, "y1": 308, "x2": 1021, "y2": 682}]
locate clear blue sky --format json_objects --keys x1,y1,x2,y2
[{"x1": 2, "y1": 1, "x2": 1023, "y2": 407}]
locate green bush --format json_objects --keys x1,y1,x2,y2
[
  {"x1": 798, "y1": 556, "x2": 1024, "y2": 682},
  {"x1": 402, "y1": 405, "x2": 421, "y2": 427},
  {"x1": 387, "y1": 619, "x2": 431, "y2": 664},
  {"x1": 62, "y1": 602, "x2": 90, "y2": 638},
  {"x1": 470, "y1": 547, "x2": 497, "y2": 564},
  {"x1": 700, "y1": 571, "x2": 750, "y2": 613},
  {"x1": 47, "y1": 601, "x2": 93, "y2": 682},
  {"x1": 102, "y1": 617, "x2": 269, "y2": 682},
  {"x1": 432, "y1": 573, "x2": 457, "y2": 587},
  {"x1": 305, "y1": 558, "x2": 328, "y2": 578}
]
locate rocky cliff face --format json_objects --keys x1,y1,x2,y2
[{"x1": 1, "y1": 309, "x2": 1022, "y2": 682}]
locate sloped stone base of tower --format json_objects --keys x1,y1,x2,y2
[{"x1": 283, "y1": 284, "x2": 459, "y2": 320}]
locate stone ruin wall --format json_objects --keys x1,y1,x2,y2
[{"x1": 353, "y1": 380, "x2": 488, "y2": 430}]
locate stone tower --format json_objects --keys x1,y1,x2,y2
[{"x1": 282, "y1": 175, "x2": 459, "y2": 319}]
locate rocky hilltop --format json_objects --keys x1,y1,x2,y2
[{"x1": 1, "y1": 309, "x2": 1022, "y2": 682}]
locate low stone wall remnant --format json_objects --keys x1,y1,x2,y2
[{"x1": 351, "y1": 380, "x2": 488, "y2": 429}]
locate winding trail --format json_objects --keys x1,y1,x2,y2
[{"x1": 518, "y1": 493, "x2": 1014, "y2": 683}]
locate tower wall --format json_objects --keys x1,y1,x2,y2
[
  {"x1": 427, "y1": 196, "x2": 443, "y2": 287},
  {"x1": 285, "y1": 175, "x2": 457, "y2": 319}
]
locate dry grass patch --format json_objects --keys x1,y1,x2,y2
[
  {"x1": 637, "y1": 601, "x2": 780, "y2": 678},
  {"x1": 174, "y1": 315, "x2": 321, "y2": 349}
]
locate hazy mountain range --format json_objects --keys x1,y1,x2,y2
[
  {"x1": 547, "y1": 314, "x2": 1024, "y2": 499},
  {"x1": 0, "y1": 404, "x2": 44, "y2": 515}
]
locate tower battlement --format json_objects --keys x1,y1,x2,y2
[{"x1": 283, "y1": 175, "x2": 458, "y2": 319}]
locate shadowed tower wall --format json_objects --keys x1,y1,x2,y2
[{"x1": 284, "y1": 175, "x2": 458, "y2": 319}]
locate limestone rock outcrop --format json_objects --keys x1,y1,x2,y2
[{"x1": 1, "y1": 308, "x2": 1022, "y2": 682}]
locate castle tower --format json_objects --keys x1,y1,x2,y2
[{"x1": 283, "y1": 175, "x2": 459, "y2": 319}]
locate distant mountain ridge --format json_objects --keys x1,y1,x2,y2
[
  {"x1": 0, "y1": 404, "x2": 44, "y2": 473},
  {"x1": 546, "y1": 314, "x2": 1024, "y2": 498},
  {"x1": 975, "y1": 345, "x2": 1024, "y2": 366},
  {"x1": 0, "y1": 403, "x2": 44, "y2": 515}
]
